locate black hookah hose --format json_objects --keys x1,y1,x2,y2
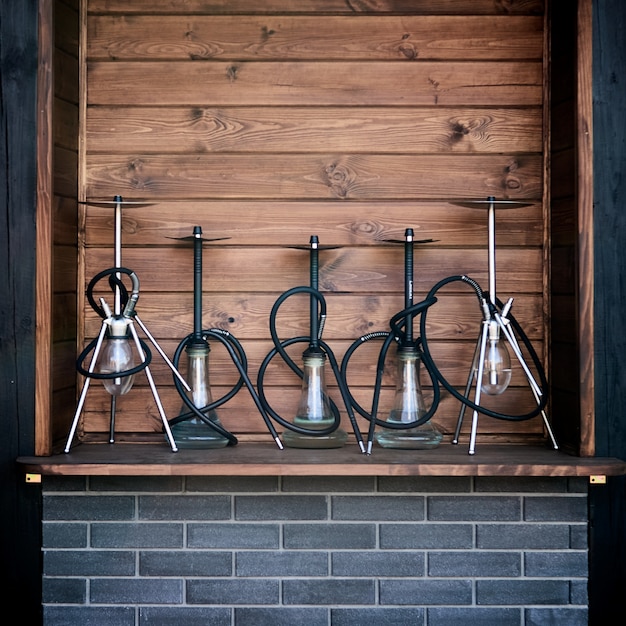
[
  {"x1": 418, "y1": 274, "x2": 549, "y2": 421},
  {"x1": 77, "y1": 266, "x2": 152, "y2": 381},
  {"x1": 340, "y1": 296, "x2": 441, "y2": 448},
  {"x1": 256, "y1": 284, "x2": 365, "y2": 449}
]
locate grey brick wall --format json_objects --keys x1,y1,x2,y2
[{"x1": 41, "y1": 475, "x2": 589, "y2": 626}]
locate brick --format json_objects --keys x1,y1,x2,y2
[
  {"x1": 282, "y1": 476, "x2": 375, "y2": 492},
  {"x1": 43, "y1": 550, "x2": 135, "y2": 576},
  {"x1": 188, "y1": 523, "x2": 279, "y2": 549},
  {"x1": 42, "y1": 578, "x2": 86, "y2": 604},
  {"x1": 43, "y1": 495, "x2": 134, "y2": 521},
  {"x1": 380, "y1": 579, "x2": 472, "y2": 605},
  {"x1": 140, "y1": 550, "x2": 232, "y2": 576},
  {"x1": 476, "y1": 580, "x2": 570, "y2": 605},
  {"x1": 43, "y1": 606, "x2": 134, "y2": 626},
  {"x1": 235, "y1": 607, "x2": 328, "y2": 626},
  {"x1": 476, "y1": 524, "x2": 570, "y2": 549},
  {"x1": 570, "y1": 579, "x2": 589, "y2": 605},
  {"x1": 187, "y1": 578, "x2": 278, "y2": 604},
  {"x1": 524, "y1": 496, "x2": 587, "y2": 522},
  {"x1": 524, "y1": 551, "x2": 587, "y2": 577},
  {"x1": 186, "y1": 476, "x2": 279, "y2": 492},
  {"x1": 427, "y1": 607, "x2": 521, "y2": 626},
  {"x1": 43, "y1": 476, "x2": 87, "y2": 492},
  {"x1": 139, "y1": 606, "x2": 231, "y2": 625},
  {"x1": 570, "y1": 524, "x2": 588, "y2": 549},
  {"x1": 380, "y1": 523, "x2": 473, "y2": 549},
  {"x1": 475, "y1": 477, "x2": 568, "y2": 493},
  {"x1": 91, "y1": 522, "x2": 183, "y2": 548},
  {"x1": 42, "y1": 522, "x2": 87, "y2": 548},
  {"x1": 331, "y1": 495, "x2": 424, "y2": 520},
  {"x1": 283, "y1": 579, "x2": 375, "y2": 605},
  {"x1": 235, "y1": 495, "x2": 328, "y2": 520},
  {"x1": 283, "y1": 523, "x2": 376, "y2": 549},
  {"x1": 90, "y1": 578, "x2": 183, "y2": 604},
  {"x1": 525, "y1": 607, "x2": 588, "y2": 625},
  {"x1": 331, "y1": 607, "x2": 425, "y2": 625},
  {"x1": 378, "y1": 476, "x2": 470, "y2": 493},
  {"x1": 428, "y1": 496, "x2": 521, "y2": 521},
  {"x1": 332, "y1": 551, "x2": 425, "y2": 577},
  {"x1": 428, "y1": 551, "x2": 521, "y2": 577},
  {"x1": 89, "y1": 475, "x2": 183, "y2": 492},
  {"x1": 236, "y1": 550, "x2": 328, "y2": 577},
  {"x1": 139, "y1": 495, "x2": 231, "y2": 520}
]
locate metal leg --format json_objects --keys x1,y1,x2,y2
[
  {"x1": 64, "y1": 322, "x2": 108, "y2": 453},
  {"x1": 453, "y1": 330, "x2": 482, "y2": 445},
  {"x1": 128, "y1": 323, "x2": 178, "y2": 452},
  {"x1": 468, "y1": 321, "x2": 490, "y2": 455}
]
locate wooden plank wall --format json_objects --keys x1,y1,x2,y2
[
  {"x1": 41, "y1": 0, "x2": 80, "y2": 454},
  {"x1": 73, "y1": 0, "x2": 550, "y2": 447}
]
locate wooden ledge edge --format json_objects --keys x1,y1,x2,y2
[{"x1": 16, "y1": 442, "x2": 626, "y2": 477}]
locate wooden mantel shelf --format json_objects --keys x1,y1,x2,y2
[{"x1": 16, "y1": 443, "x2": 626, "y2": 477}]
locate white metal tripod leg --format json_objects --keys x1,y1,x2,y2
[
  {"x1": 128, "y1": 323, "x2": 178, "y2": 452},
  {"x1": 64, "y1": 322, "x2": 108, "y2": 453},
  {"x1": 453, "y1": 332, "x2": 482, "y2": 445},
  {"x1": 468, "y1": 321, "x2": 490, "y2": 455},
  {"x1": 496, "y1": 316, "x2": 559, "y2": 450}
]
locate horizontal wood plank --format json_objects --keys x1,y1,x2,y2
[
  {"x1": 86, "y1": 106, "x2": 543, "y2": 154},
  {"x1": 83, "y1": 247, "x2": 543, "y2": 293},
  {"x1": 87, "y1": 61, "x2": 542, "y2": 107},
  {"x1": 82, "y1": 200, "x2": 543, "y2": 247},
  {"x1": 87, "y1": 1, "x2": 545, "y2": 17},
  {"x1": 84, "y1": 154, "x2": 543, "y2": 200},
  {"x1": 87, "y1": 15, "x2": 542, "y2": 61}
]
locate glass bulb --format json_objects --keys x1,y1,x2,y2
[
  {"x1": 295, "y1": 352, "x2": 332, "y2": 422},
  {"x1": 375, "y1": 345, "x2": 442, "y2": 449},
  {"x1": 170, "y1": 342, "x2": 229, "y2": 449},
  {"x1": 480, "y1": 320, "x2": 512, "y2": 395},
  {"x1": 98, "y1": 327, "x2": 135, "y2": 396},
  {"x1": 282, "y1": 348, "x2": 347, "y2": 449}
]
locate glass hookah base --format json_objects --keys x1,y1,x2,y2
[
  {"x1": 169, "y1": 417, "x2": 230, "y2": 449},
  {"x1": 374, "y1": 422, "x2": 443, "y2": 450},
  {"x1": 282, "y1": 427, "x2": 348, "y2": 449}
]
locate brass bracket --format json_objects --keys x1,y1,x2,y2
[{"x1": 589, "y1": 475, "x2": 607, "y2": 484}]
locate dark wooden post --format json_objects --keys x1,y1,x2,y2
[
  {"x1": 588, "y1": 0, "x2": 626, "y2": 623},
  {"x1": 0, "y1": 0, "x2": 42, "y2": 620}
]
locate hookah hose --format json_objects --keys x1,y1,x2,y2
[
  {"x1": 168, "y1": 328, "x2": 282, "y2": 447},
  {"x1": 256, "y1": 285, "x2": 365, "y2": 446},
  {"x1": 340, "y1": 295, "x2": 441, "y2": 435},
  {"x1": 76, "y1": 267, "x2": 152, "y2": 380},
  {"x1": 419, "y1": 274, "x2": 549, "y2": 421}
]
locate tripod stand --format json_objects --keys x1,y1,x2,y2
[
  {"x1": 64, "y1": 196, "x2": 186, "y2": 453},
  {"x1": 450, "y1": 197, "x2": 558, "y2": 455}
]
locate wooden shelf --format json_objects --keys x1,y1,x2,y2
[{"x1": 17, "y1": 442, "x2": 626, "y2": 477}]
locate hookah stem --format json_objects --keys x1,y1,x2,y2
[
  {"x1": 309, "y1": 235, "x2": 320, "y2": 349},
  {"x1": 113, "y1": 195, "x2": 123, "y2": 316},
  {"x1": 193, "y1": 226, "x2": 204, "y2": 342},
  {"x1": 404, "y1": 228, "x2": 414, "y2": 345}
]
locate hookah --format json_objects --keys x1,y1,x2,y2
[
  {"x1": 256, "y1": 235, "x2": 366, "y2": 451},
  {"x1": 418, "y1": 197, "x2": 559, "y2": 455},
  {"x1": 64, "y1": 196, "x2": 188, "y2": 453},
  {"x1": 166, "y1": 226, "x2": 283, "y2": 449},
  {"x1": 341, "y1": 228, "x2": 442, "y2": 453}
]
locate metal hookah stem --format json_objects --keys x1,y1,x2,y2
[
  {"x1": 113, "y1": 195, "x2": 123, "y2": 316},
  {"x1": 192, "y1": 226, "x2": 204, "y2": 342},
  {"x1": 309, "y1": 235, "x2": 320, "y2": 349},
  {"x1": 487, "y1": 196, "x2": 496, "y2": 306},
  {"x1": 404, "y1": 228, "x2": 414, "y2": 344}
]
